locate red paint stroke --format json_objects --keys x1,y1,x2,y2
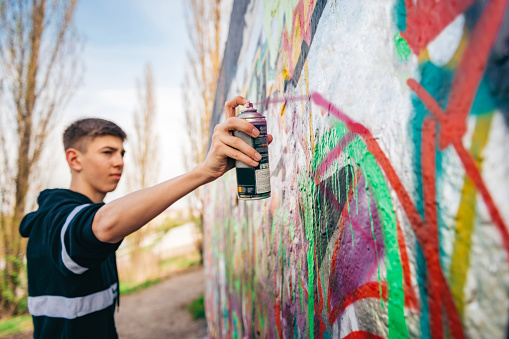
[
  {"x1": 402, "y1": 0, "x2": 477, "y2": 55},
  {"x1": 440, "y1": 0, "x2": 509, "y2": 149},
  {"x1": 317, "y1": 181, "x2": 345, "y2": 213},
  {"x1": 453, "y1": 140, "x2": 509, "y2": 258},
  {"x1": 311, "y1": 92, "x2": 427, "y2": 242},
  {"x1": 314, "y1": 132, "x2": 357, "y2": 184},
  {"x1": 408, "y1": 83, "x2": 509, "y2": 262},
  {"x1": 347, "y1": 212, "x2": 379, "y2": 255},
  {"x1": 396, "y1": 218, "x2": 419, "y2": 311},
  {"x1": 421, "y1": 118, "x2": 444, "y2": 338},
  {"x1": 314, "y1": 245, "x2": 325, "y2": 316},
  {"x1": 313, "y1": 303, "x2": 327, "y2": 335},
  {"x1": 274, "y1": 296, "x2": 283, "y2": 339},
  {"x1": 300, "y1": 275, "x2": 329, "y2": 335},
  {"x1": 253, "y1": 94, "x2": 311, "y2": 107},
  {"x1": 317, "y1": 170, "x2": 376, "y2": 252},
  {"x1": 406, "y1": 79, "x2": 447, "y2": 123},
  {"x1": 327, "y1": 170, "x2": 360, "y2": 313},
  {"x1": 328, "y1": 281, "x2": 388, "y2": 325},
  {"x1": 309, "y1": 92, "x2": 465, "y2": 338},
  {"x1": 342, "y1": 331, "x2": 385, "y2": 339},
  {"x1": 405, "y1": 0, "x2": 509, "y2": 149},
  {"x1": 280, "y1": 0, "x2": 316, "y2": 77}
]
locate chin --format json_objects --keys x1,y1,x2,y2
[{"x1": 105, "y1": 184, "x2": 119, "y2": 193}]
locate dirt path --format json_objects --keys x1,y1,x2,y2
[
  {"x1": 115, "y1": 267, "x2": 207, "y2": 339},
  {"x1": 5, "y1": 267, "x2": 207, "y2": 339}
]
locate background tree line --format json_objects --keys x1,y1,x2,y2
[{"x1": 0, "y1": 0, "x2": 225, "y2": 318}]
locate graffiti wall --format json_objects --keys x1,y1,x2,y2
[{"x1": 203, "y1": 0, "x2": 509, "y2": 338}]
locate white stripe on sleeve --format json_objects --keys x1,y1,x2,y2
[{"x1": 60, "y1": 204, "x2": 90, "y2": 274}]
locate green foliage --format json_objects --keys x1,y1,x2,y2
[
  {"x1": 187, "y1": 294, "x2": 205, "y2": 320},
  {"x1": 160, "y1": 252, "x2": 200, "y2": 271},
  {"x1": 0, "y1": 315, "x2": 32, "y2": 337},
  {"x1": 0, "y1": 255, "x2": 28, "y2": 316},
  {"x1": 119, "y1": 278, "x2": 162, "y2": 296},
  {"x1": 16, "y1": 297, "x2": 28, "y2": 314}
]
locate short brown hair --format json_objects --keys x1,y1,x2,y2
[{"x1": 63, "y1": 118, "x2": 127, "y2": 152}]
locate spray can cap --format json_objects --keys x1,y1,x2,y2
[{"x1": 241, "y1": 102, "x2": 257, "y2": 113}]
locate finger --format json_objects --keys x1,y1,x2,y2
[
  {"x1": 222, "y1": 144, "x2": 259, "y2": 167},
  {"x1": 218, "y1": 117, "x2": 260, "y2": 138},
  {"x1": 267, "y1": 134, "x2": 273, "y2": 145},
  {"x1": 218, "y1": 133, "x2": 262, "y2": 162},
  {"x1": 224, "y1": 96, "x2": 249, "y2": 119}
]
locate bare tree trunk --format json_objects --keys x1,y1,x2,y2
[
  {"x1": 182, "y1": 0, "x2": 224, "y2": 266},
  {"x1": 0, "y1": 0, "x2": 82, "y2": 316},
  {"x1": 128, "y1": 63, "x2": 159, "y2": 283}
]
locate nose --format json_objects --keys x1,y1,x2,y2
[{"x1": 113, "y1": 153, "x2": 124, "y2": 168}]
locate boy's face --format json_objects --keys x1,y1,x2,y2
[{"x1": 78, "y1": 135, "x2": 125, "y2": 195}]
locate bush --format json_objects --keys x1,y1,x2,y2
[{"x1": 187, "y1": 294, "x2": 205, "y2": 320}]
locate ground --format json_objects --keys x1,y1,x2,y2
[
  {"x1": 115, "y1": 267, "x2": 207, "y2": 339},
  {"x1": 4, "y1": 267, "x2": 207, "y2": 339}
]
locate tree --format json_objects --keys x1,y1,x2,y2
[
  {"x1": 0, "y1": 0, "x2": 83, "y2": 315},
  {"x1": 127, "y1": 63, "x2": 159, "y2": 282},
  {"x1": 182, "y1": 0, "x2": 223, "y2": 265}
]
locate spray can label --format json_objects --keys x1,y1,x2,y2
[{"x1": 234, "y1": 105, "x2": 271, "y2": 200}]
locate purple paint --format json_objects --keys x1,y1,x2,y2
[{"x1": 329, "y1": 175, "x2": 385, "y2": 309}]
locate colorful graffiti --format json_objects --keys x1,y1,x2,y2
[{"x1": 204, "y1": 0, "x2": 509, "y2": 338}]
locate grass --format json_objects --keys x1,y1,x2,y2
[
  {"x1": 160, "y1": 252, "x2": 201, "y2": 271},
  {"x1": 0, "y1": 314, "x2": 32, "y2": 337},
  {"x1": 119, "y1": 278, "x2": 162, "y2": 296},
  {"x1": 119, "y1": 252, "x2": 201, "y2": 296},
  {"x1": 187, "y1": 294, "x2": 205, "y2": 320}
]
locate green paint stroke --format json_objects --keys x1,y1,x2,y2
[
  {"x1": 309, "y1": 123, "x2": 408, "y2": 337},
  {"x1": 299, "y1": 176, "x2": 316, "y2": 339},
  {"x1": 344, "y1": 137, "x2": 409, "y2": 339},
  {"x1": 394, "y1": 32, "x2": 411, "y2": 61}
]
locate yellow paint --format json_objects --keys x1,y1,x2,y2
[
  {"x1": 282, "y1": 67, "x2": 291, "y2": 81},
  {"x1": 446, "y1": 26, "x2": 469, "y2": 69},
  {"x1": 280, "y1": 104, "x2": 286, "y2": 130},
  {"x1": 418, "y1": 48, "x2": 430, "y2": 63},
  {"x1": 449, "y1": 113, "x2": 494, "y2": 318},
  {"x1": 292, "y1": 10, "x2": 302, "y2": 68}
]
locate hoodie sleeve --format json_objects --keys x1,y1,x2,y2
[{"x1": 49, "y1": 203, "x2": 123, "y2": 276}]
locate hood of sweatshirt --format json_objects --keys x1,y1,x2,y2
[{"x1": 19, "y1": 189, "x2": 93, "y2": 238}]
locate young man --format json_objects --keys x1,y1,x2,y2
[{"x1": 19, "y1": 97, "x2": 271, "y2": 338}]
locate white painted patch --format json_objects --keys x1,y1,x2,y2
[
  {"x1": 428, "y1": 14, "x2": 465, "y2": 67},
  {"x1": 339, "y1": 303, "x2": 360, "y2": 338}
]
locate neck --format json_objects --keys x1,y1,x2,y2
[{"x1": 69, "y1": 177, "x2": 106, "y2": 204}]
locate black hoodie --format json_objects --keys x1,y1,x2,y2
[{"x1": 20, "y1": 189, "x2": 122, "y2": 339}]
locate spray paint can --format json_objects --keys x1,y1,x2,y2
[{"x1": 233, "y1": 103, "x2": 271, "y2": 200}]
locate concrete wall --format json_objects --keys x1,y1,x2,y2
[{"x1": 203, "y1": 0, "x2": 509, "y2": 337}]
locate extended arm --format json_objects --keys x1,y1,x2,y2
[{"x1": 92, "y1": 96, "x2": 273, "y2": 243}]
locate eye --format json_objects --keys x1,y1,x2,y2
[{"x1": 103, "y1": 151, "x2": 112, "y2": 155}]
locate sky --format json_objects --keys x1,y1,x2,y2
[{"x1": 49, "y1": 0, "x2": 191, "y2": 206}]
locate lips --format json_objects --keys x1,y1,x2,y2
[{"x1": 110, "y1": 174, "x2": 122, "y2": 180}]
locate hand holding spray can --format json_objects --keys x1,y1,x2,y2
[{"x1": 233, "y1": 103, "x2": 271, "y2": 200}]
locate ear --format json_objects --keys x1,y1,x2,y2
[{"x1": 66, "y1": 148, "x2": 82, "y2": 172}]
